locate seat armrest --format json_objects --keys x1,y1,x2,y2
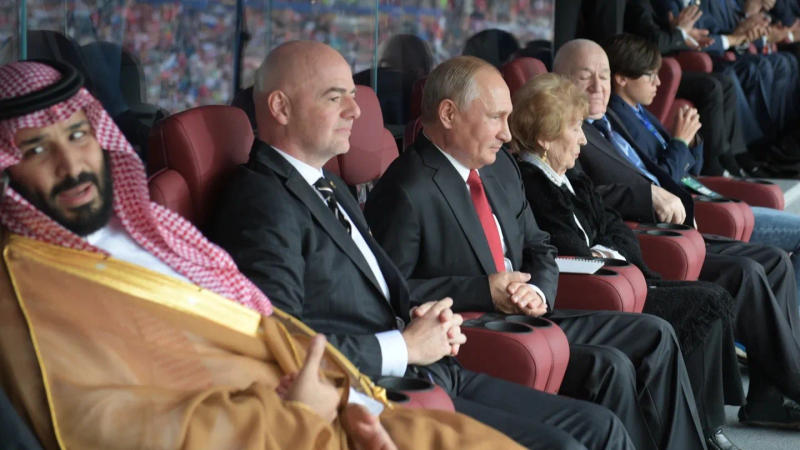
[
  {"x1": 674, "y1": 51, "x2": 713, "y2": 73},
  {"x1": 457, "y1": 313, "x2": 569, "y2": 393},
  {"x1": 376, "y1": 376, "x2": 455, "y2": 411},
  {"x1": 555, "y1": 266, "x2": 644, "y2": 313},
  {"x1": 698, "y1": 176, "x2": 784, "y2": 210},
  {"x1": 694, "y1": 196, "x2": 754, "y2": 241},
  {"x1": 628, "y1": 224, "x2": 705, "y2": 280}
]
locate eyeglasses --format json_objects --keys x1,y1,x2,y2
[{"x1": 641, "y1": 71, "x2": 658, "y2": 83}]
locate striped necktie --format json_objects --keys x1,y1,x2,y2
[
  {"x1": 314, "y1": 177, "x2": 352, "y2": 234},
  {"x1": 592, "y1": 117, "x2": 661, "y2": 186}
]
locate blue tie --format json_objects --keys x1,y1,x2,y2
[
  {"x1": 634, "y1": 106, "x2": 668, "y2": 150},
  {"x1": 593, "y1": 117, "x2": 661, "y2": 186}
]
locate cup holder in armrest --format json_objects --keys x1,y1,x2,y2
[
  {"x1": 376, "y1": 376, "x2": 454, "y2": 411},
  {"x1": 377, "y1": 376, "x2": 435, "y2": 392},
  {"x1": 594, "y1": 268, "x2": 619, "y2": 276},
  {"x1": 696, "y1": 195, "x2": 732, "y2": 203},
  {"x1": 638, "y1": 222, "x2": 692, "y2": 231},
  {"x1": 505, "y1": 315, "x2": 553, "y2": 328},
  {"x1": 484, "y1": 320, "x2": 532, "y2": 333},
  {"x1": 634, "y1": 229, "x2": 682, "y2": 237},
  {"x1": 384, "y1": 390, "x2": 410, "y2": 403},
  {"x1": 458, "y1": 314, "x2": 569, "y2": 393}
]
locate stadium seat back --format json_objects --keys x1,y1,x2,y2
[
  {"x1": 147, "y1": 105, "x2": 253, "y2": 227},
  {"x1": 501, "y1": 56, "x2": 548, "y2": 97}
]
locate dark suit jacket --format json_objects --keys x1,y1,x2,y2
[
  {"x1": 608, "y1": 94, "x2": 704, "y2": 180},
  {"x1": 625, "y1": 0, "x2": 690, "y2": 54},
  {"x1": 364, "y1": 135, "x2": 559, "y2": 312},
  {"x1": 656, "y1": 0, "x2": 743, "y2": 54},
  {"x1": 209, "y1": 140, "x2": 411, "y2": 378},
  {"x1": 578, "y1": 111, "x2": 695, "y2": 224}
]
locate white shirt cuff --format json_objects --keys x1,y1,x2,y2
[
  {"x1": 348, "y1": 387, "x2": 385, "y2": 415},
  {"x1": 376, "y1": 330, "x2": 408, "y2": 377},
  {"x1": 721, "y1": 35, "x2": 731, "y2": 49},
  {"x1": 528, "y1": 283, "x2": 547, "y2": 306},
  {"x1": 789, "y1": 31, "x2": 795, "y2": 43}
]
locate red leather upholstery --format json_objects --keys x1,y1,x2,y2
[
  {"x1": 408, "y1": 76, "x2": 427, "y2": 122},
  {"x1": 694, "y1": 197, "x2": 755, "y2": 241},
  {"x1": 674, "y1": 51, "x2": 713, "y2": 73},
  {"x1": 338, "y1": 85, "x2": 398, "y2": 185},
  {"x1": 377, "y1": 377, "x2": 455, "y2": 411},
  {"x1": 501, "y1": 57, "x2": 548, "y2": 97},
  {"x1": 555, "y1": 265, "x2": 646, "y2": 313},
  {"x1": 628, "y1": 224, "x2": 705, "y2": 281},
  {"x1": 147, "y1": 105, "x2": 253, "y2": 227},
  {"x1": 148, "y1": 169, "x2": 194, "y2": 220},
  {"x1": 698, "y1": 176, "x2": 784, "y2": 210},
  {"x1": 646, "y1": 57, "x2": 681, "y2": 125},
  {"x1": 404, "y1": 117, "x2": 423, "y2": 150},
  {"x1": 458, "y1": 316, "x2": 569, "y2": 394}
]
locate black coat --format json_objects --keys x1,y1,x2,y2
[{"x1": 520, "y1": 160, "x2": 736, "y2": 355}]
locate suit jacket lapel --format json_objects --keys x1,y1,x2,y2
[
  {"x1": 480, "y1": 167, "x2": 519, "y2": 266},
  {"x1": 417, "y1": 137, "x2": 498, "y2": 274},
  {"x1": 249, "y1": 143, "x2": 387, "y2": 298},
  {"x1": 583, "y1": 121, "x2": 648, "y2": 174},
  {"x1": 334, "y1": 184, "x2": 411, "y2": 321}
]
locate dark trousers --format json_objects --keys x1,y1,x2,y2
[
  {"x1": 551, "y1": 310, "x2": 705, "y2": 450},
  {"x1": 702, "y1": 238, "x2": 800, "y2": 405},
  {"x1": 678, "y1": 71, "x2": 748, "y2": 175},
  {"x1": 412, "y1": 361, "x2": 634, "y2": 450}
]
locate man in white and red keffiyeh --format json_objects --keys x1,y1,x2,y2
[
  {"x1": 0, "y1": 59, "x2": 534, "y2": 450},
  {"x1": 0, "y1": 59, "x2": 272, "y2": 315}
]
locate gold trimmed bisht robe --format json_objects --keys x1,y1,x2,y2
[{"x1": 0, "y1": 234, "x2": 523, "y2": 449}]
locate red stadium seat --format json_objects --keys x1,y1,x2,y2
[
  {"x1": 555, "y1": 261, "x2": 647, "y2": 313},
  {"x1": 627, "y1": 223, "x2": 705, "y2": 281},
  {"x1": 457, "y1": 314, "x2": 569, "y2": 394},
  {"x1": 646, "y1": 57, "x2": 681, "y2": 125},
  {"x1": 697, "y1": 176, "x2": 784, "y2": 210},
  {"x1": 408, "y1": 76, "x2": 426, "y2": 122},
  {"x1": 694, "y1": 196, "x2": 755, "y2": 241},
  {"x1": 501, "y1": 57, "x2": 548, "y2": 97},
  {"x1": 673, "y1": 50, "x2": 714, "y2": 74},
  {"x1": 339, "y1": 85, "x2": 398, "y2": 185},
  {"x1": 147, "y1": 105, "x2": 253, "y2": 227}
]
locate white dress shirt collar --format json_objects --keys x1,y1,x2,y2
[
  {"x1": 519, "y1": 151, "x2": 576, "y2": 195},
  {"x1": 425, "y1": 134, "x2": 473, "y2": 182},
  {"x1": 272, "y1": 146, "x2": 325, "y2": 185}
]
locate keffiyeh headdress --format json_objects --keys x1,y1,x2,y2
[{"x1": 0, "y1": 60, "x2": 272, "y2": 315}]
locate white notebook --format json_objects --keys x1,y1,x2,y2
[{"x1": 555, "y1": 257, "x2": 605, "y2": 274}]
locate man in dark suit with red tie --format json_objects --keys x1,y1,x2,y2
[
  {"x1": 364, "y1": 54, "x2": 705, "y2": 450},
  {"x1": 210, "y1": 39, "x2": 641, "y2": 450}
]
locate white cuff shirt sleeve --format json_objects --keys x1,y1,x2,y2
[
  {"x1": 348, "y1": 387, "x2": 385, "y2": 415},
  {"x1": 375, "y1": 330, "x2": 408, "y2": 377},
  {"x1": 721, "y1": 35, "x2": 731, "y2": 50}
]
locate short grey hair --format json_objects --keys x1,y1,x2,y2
[{"x1": 421, "y1": 56, "x2": 497, "y2": 124}]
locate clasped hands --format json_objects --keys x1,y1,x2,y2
[
  {"x1": 489, "y1": 271, "x2": 547, "y2": 317},
  {"x1": 403, "y1": 297, "x2": 467, "y2": 365}
]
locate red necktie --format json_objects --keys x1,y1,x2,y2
[{"x1": 467, "y1": 169, "x2": 505, "y2": 273}]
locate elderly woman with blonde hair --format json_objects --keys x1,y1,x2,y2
[{"x1": 510, "y1": 72, "x2": 744, "y2": 449}]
